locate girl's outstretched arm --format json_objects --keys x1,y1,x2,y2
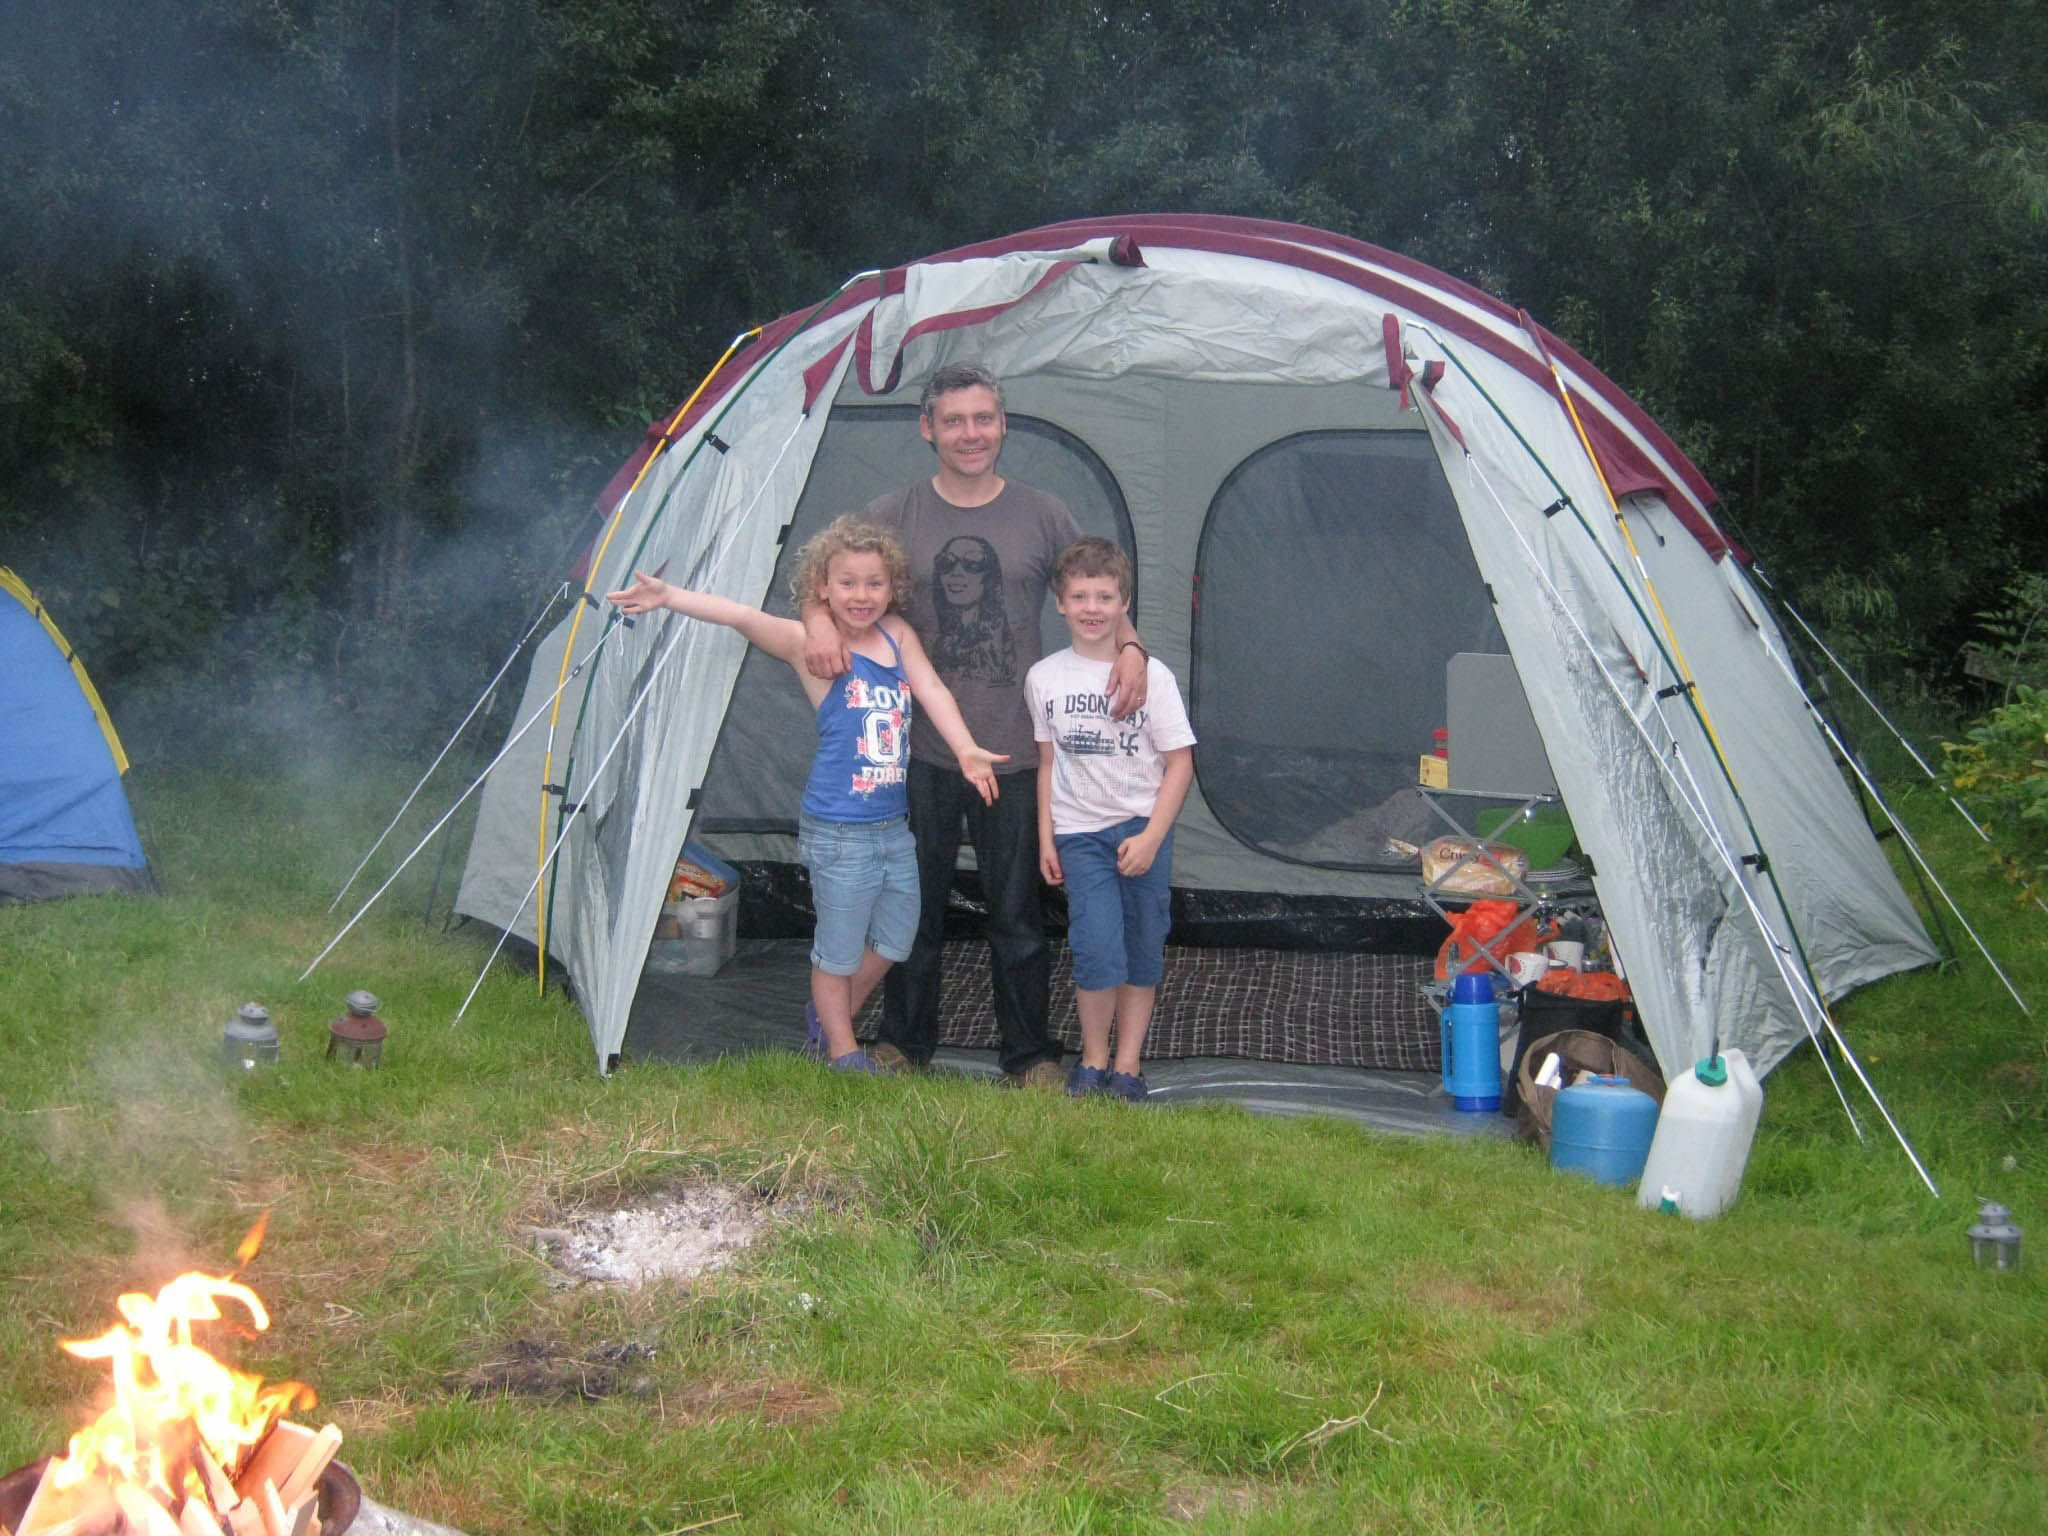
[{"x1": 607, "y1": 571, "x2": 805, "y2": 664}]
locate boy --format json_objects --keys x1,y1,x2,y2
[{"x1": 1027, "y1": 537, "x2": 1195, "y2": 1102}]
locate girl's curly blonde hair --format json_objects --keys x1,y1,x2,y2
[{"x1": 789, "y1": 515, "x2": 910, "y2": 612}]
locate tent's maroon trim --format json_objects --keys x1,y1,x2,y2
[
  {"x1": 1515, "y1": 308, "x2": 1670, "y2": 516},
  {"x1": 801, "y1": 333, "x2": 854, "y2": 412},
  {"x1": 582, "y1": 214, "x2": 1728, "y2": 573},
  {"x1": 597, "y1": 250, "x2": 1098, "y2": 532},
  {"x1": 576, "y1": 279, "x2": 888, "y2": 579},
  {"x1": 851, "y1": 259, "x2": 1084, "y2": 398},
  {"x1": 1383, "y1": 318, "x2": 1447, "y2": 409},
  {"x1": 1381, "y1": 313, "x2": 1414, "y2": 409},
  {"x1": 931, "y1": 216, "x2": 1725, "y2": 557},
  {"x1": 1420, "y1": 389, "x2": 1469, "y2": 455}
]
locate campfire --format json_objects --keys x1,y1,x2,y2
[{"x1": 2, "y1": 1218, "x2": 353, "y2": 1536}]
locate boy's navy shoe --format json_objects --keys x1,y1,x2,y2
[
  {"x1": 802, "y1": 1001, "x2": 824, "y2": 1060},
  {"x1": 829, "y1": 1049, "x2": 883, "y2": 1075},
  {"x1": 1106, "y1": 1071, "x2": 1150, "y2": 1104},
  {"x1": 1067, "y1": 1064, "x2": 1110, "y2": 1097}
]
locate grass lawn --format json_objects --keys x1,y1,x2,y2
[{"x1": 2, "y1": 743, "x2": 2043, "y2": 1534}]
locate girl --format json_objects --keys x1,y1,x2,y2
[{"x1": 607, "y1": 517, "x2": 1004, "y2": 1072}]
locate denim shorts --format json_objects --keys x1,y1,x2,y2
[
  {"x1": 799, "y1": 814, "x2": 919, "y2": 975},
  {"x1": 1056, "y1": 817, "x2": 1173, "y2": 991}
]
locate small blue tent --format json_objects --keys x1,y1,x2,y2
[{"x1": 1, "y1": 568, "x2": 153, "y2": 904}]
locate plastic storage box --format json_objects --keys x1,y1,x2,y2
[{"x1": 645, "y1": 842, "x2": 740, "y2": 977}]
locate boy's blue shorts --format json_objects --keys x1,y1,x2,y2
[
  {"x1": 1056, "y1": 817, "x2": 1173, "y2": 991},
  {"x1": 799, "y1": 814, "x2": 918, "y2": 975}
]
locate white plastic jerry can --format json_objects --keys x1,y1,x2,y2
[{"x1": 1635, "y1": 1047, "x2": 1763, "y2": 1219}]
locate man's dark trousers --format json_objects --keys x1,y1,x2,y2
[{"x1": 880, "y1": 757, "x2": 1056, "y2": 1075}]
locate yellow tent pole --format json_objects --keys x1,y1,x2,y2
[
  {"x1": 1542, "y1": 363, "x2": 1732, "y2": 768},
  {"x1": 1, "y1": 567, "x2": 130, "y2": 774},
  {"x1": 532, "y1": 327, "x2": 761, "y2": 987}
]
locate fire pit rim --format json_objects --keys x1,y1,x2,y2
[{"x1": 0, "y1": 1455, "x2": 361, "y2": 1535}]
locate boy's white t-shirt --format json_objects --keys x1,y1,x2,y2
[{"x1": 1026, "y1": 649, "x2": 1197, "y2": 834}]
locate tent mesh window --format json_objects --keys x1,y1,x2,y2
[{"x1": 1192, "y1": 429, "x2": 1503, "y2": 869}]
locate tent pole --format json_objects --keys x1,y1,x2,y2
[
  {"x1": 1520, "y1": 318, "x2": 1735, "y2": 770},
  {"x1": 537, "y1": 284, "x2": 871, "y2": 959},
  {"x1": 534, "y1": 337, "x2": 848, "y2": 984},
  {"x1": 497, "y1": 402, "x2": 823, "y2": 1064},
  {"x1": 532, "y1": 284, "x2": 867, "y2": 981},
  {"x1": 1428, "y1": 411, "x2": 1862, "y2": 1114},
  {"x1": 452, "y1": 609, "x2": 694, "y2": 1070},
  {"x1": 530, "y1": 327, "x2": 763, "y2": 985}
]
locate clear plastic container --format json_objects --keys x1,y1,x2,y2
[{"x1": 646, "y1": 885, "x2": 738, "y2": 976}]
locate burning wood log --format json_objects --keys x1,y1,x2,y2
[
  {"x1": 7, "y1": 1420, "x2": 345, "y2": 1536},
  {"x1": 110, "y1": 1485, "x2": 181, "y2": 1536},
  {"x1": 273, "y1": 1430, "x2": 339, "y2": 1515},
  {"x1": 5, "y1": 1227, "x2": 352, "y2": 1536},
  {"x1": 190, "y1": 1451, "x2": 236, "y2": 1524}
]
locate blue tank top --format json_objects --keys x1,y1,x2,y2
[{"x1": 799, "y1": 627, "x2": 912, "y2": 823}]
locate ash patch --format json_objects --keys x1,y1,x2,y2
[
  {"x1": 530, "y1": 1182, "x2": 800, "y2": 1289},
  {"x1": 463, "y1": 1336, "x2": 656, "y2": 1401}
]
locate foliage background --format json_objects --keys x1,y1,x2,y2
[{"x1": 2, "y1": 0, "x2": 2045, "y2": 745}]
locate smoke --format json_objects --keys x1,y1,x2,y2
[{"x1": 0, "y1": 2, "x2": 639, "y2": 783}]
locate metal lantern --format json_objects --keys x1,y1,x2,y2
[
  {"x1": 222, "y1": 1002, "x2": 280, "y2": 1071},
  {"x1": 327, "y1": 989, "x2": 388, "y2": 1067},
  {"x1": 1968, "y1": 1201, "x2": 2023, "y2": 1270}
]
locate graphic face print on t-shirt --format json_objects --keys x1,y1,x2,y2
[{"x1": 929, "y1": 534, "x2": 1018, "y2": 685}]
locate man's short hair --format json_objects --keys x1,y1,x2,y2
[
  {"x1": 920, "y1": 360, "x2": 1005, "y2": 418},
  {"x1": 1053, "y1": 536, "x2": 1133, "y2": 602}
]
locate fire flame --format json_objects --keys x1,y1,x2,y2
[{"x1": 44, "y1": 1219, "x2": 312, "y2": 1506}]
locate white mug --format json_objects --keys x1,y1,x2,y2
[
  {"x1": 1544, "y1": 940, "x2": 1585, "y2": 972},
  {"x1": 1505, "y1": 951, "x2": 1552, "y2": 989}
]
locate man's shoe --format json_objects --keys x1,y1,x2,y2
[
  {"x1": 1106, "y1": 1071, "x2": 1150, "y2": 1104},
  {"x1": 1067, "y1": 1064, "x2": 1110, "y2": 1097},
  {"x1": 868, "y1": 1041, "x2": 916, "y2": 1075},
  {"x1": 1010, "y1": 1060, "x2": 1067, "y2": 1092}
]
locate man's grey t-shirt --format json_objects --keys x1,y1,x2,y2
[{"x1": 865, "y1": 478, "x2": 1082, "y2": 772}]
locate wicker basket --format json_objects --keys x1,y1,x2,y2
[{"x1": 1514, "y1": 1028, "x2": 1663, "y2": 1148}]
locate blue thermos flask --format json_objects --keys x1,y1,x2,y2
[{"x1": 1442, "y1": 971, "x2": 1503, "y2": 1111}]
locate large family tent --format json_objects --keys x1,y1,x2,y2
[
  {"x1": 1, "y1": 568, "x2": 153, "y2": 903},
  {"x1": 455, "y1": 215, "x2": 1936, "y2": 1082}
]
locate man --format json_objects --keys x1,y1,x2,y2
[{"x1": 802, "y1": 361, "x2": 1149, "y2": 1086}]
